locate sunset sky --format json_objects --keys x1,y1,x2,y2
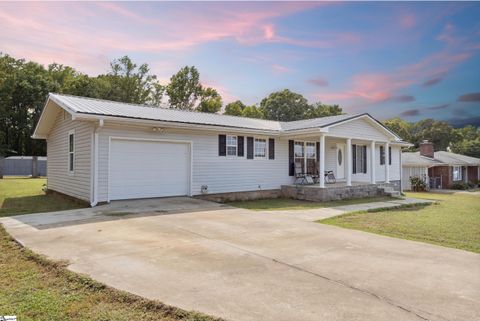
[{"x1": 1, "y1": 1, "x2": 479, "y2": 126}]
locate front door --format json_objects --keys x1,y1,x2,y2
[{"x1": 336, "y1": 143, "x2": 346, "y2": 179}]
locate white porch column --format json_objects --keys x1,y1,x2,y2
[
  {"x1": 385, "y1": 142, "x2": 390, "y2": 183},
  {"x1": 319, "y1": 134, "x2": 325, "y2": 188},
  {"x1": 346, "y1": 138, "x2": 352, "y2": 186},
  {"x1": 370, "y1": 140, "x2": 376, "y2": 184}
]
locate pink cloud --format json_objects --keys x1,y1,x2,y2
[
  {"x1": 400, "y1": 13, "x2": 416, "y2": 29},
  {"x1": 271, "y1": 64, "x2": 291, "y2": 74}
]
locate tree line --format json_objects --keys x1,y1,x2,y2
[
  {"x1": 1, "y1": 53, "x2": 478, "y2": 158},
  {"x1": 0, "y1": 53, "x2": 342, "y2": 156},
  {"x1": 384, "y1": 118, "x2": 480, "y2": 158}
]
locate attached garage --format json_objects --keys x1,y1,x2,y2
[{"x1": 108, "y1": 138, "x2": 191, "y2": 200}]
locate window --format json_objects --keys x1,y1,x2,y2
[
  {"x1": 254, "y1": 138, "x2": 266, "y2": 158},
  {"x1": 452, "y1": 166, "x2": 462, "y2": 181},
  {"x1": 353, "y1": 145, "x2": 367, "y2": 174},
  {"x1": 380, "y1": 146, "x2": 385, "y2": 165},
  {"x1": 68, "y1": 130, "x2": 75, "y2": 173},
  {"x1": 226, "y1": 135, "x2": 237, "y2": 156}
]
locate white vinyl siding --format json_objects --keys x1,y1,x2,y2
[
  {"x1": 328, "y1": 117, "x2": 391, "y2": 141},
  {"x1": 96, "y1": 126, "x2": 292, "y2": 202},
  {"x1": 46, "y1": 110, "x2": 93, "y2": 202}
]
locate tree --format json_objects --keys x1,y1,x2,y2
[
  {"x1": 166, "y1": 66, "x2": 202, "y2": 110},
  {"x1": 383, "y1": 118, "x2": 412, "y2": 142},
  {"x1": 224, "y1": 100, "x2": 246, "y2": 116},
  {"x1": 260, "y1": 89, "x2": 310, "y2": 121},
  {"x1": 242, "y1": 105, "x2": 264, "y2": 119},
  {"x1": 411, "y1": 119, "x2": 457, "y2": 150},
  {"x1": 102, "y1": 56, "x2": 158, "y2": 105},
  {"x1": 450, "y1": 125, "x2": 480, "y2": 158},
  {"x1": 306, "y1": 102, "x2": 343, "y2": 118},
  {"x1": 197, "y1": 87, "x2": 222, "y2": 113}
]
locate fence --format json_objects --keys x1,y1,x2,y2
[{"x1": 4, "y1": 156, "x2": 47, "y2": 176}]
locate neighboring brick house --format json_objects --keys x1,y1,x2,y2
[{"x1": 402, "y1": 141, "x2": 480, "y2": 190}]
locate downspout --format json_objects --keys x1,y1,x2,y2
[{"x1": 90, "y1": 119, "x2": 102, "y2": 207}]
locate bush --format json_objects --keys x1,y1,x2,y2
[
  {"x1": 409, "y1": 176, "x2": 427, "y2": 192},
  {"x1": 451, "y1": 182, "x2": 470, "y2": 190}
]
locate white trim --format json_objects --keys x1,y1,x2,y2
[
  {"x1": 92, "y1": 132, "x2": 99, "y2": 206},
  {"x1": 107, "y1": 136, "x2": 193, "y2": 202},
  {"x1": 226, "y1": 134, "x2": 238, "y2": 157},
  {"x1": 325, "y1": 114, "x2": 401, "y2": 141},
  {"x1": 253, "y1": 137, "x2": 268, "y2": 159},
  {"x1": 67, "y1": 129, "x2": 75, "y2": 175}
]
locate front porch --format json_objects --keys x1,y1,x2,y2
[{"x1": 281, "y1": 181, "x2": 400, "y2": 202}]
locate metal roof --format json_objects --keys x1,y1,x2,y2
[
  {"x1": 34, "y1": 93, "x2": 403, "y2": 141},
  {"x1": 402, "y1": 151, "x2": 480, "y2": 166}
]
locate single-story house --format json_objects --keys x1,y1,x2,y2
[
  {"x1": 402, "y1": 141, "x2": 480, "y2": 190},
  {"x1": 33, "y1": 93, "x2": 409, "y2": 206}
]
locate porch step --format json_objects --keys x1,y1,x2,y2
[{"x1": 379, "y1": 186, "x2": 402, "y2": 198}]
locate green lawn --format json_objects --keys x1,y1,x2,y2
[
  {"x1": 0, "y1": 177, "x2": 86, "y2": 217},
  {"x1": 0, "y1": 225, "x2": 218, "y2": 321},
  {"x1": 227, "y1": 196, "x2": 394, "y2": 211},
  {"x1": 320, "y1": 192, "x2": 480, "y2": 253}
]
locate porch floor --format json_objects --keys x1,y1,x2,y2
[{"x1": 281, "y1": 181, "x2": 398, "y2": 202}]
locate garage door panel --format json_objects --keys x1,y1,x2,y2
[{"x1": 109, "y1": 139, "x2": 190, "y2": 200}]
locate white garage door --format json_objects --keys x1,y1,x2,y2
[{"x1": 109, "y1": 139, "x2": 190, "y2": 200}]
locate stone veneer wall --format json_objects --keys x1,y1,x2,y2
[
  {"x1": 195, "y1": 189, "x2": 280, "y2": 203},
  {"x1": 281, "y1": 181, "x2": 400, "y2": 202}
]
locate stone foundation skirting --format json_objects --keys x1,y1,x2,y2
[
  {"x1": 195, "y1": 189, "x2": 281, "y2": 203},
  {"x1": 281, "y1": 181, "x2": 400, "y2": 202}
]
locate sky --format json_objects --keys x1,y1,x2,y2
[{"x1": 1, "y1": 1, "x2": 480, "y2": 126}]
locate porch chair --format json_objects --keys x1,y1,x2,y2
[
  {"x1": 309, "y1": 161, "x2": 320, "y2": 184},
  {"x1": 324, "y1": 170, "x2": 336, "y2": 184},
  {"x1": 294, "y1": 161, "x2": 309, "y2": 185}
]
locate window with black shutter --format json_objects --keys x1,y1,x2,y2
[
  {"x1": 268, "y1": 138, "x2": 275, "y2": 160},
  {"x1": 238, "y1": 136, "x2": 244, "y2": 157},
  {"x1": 288, "y1": 140, "x2": 294, "y2": 176},
  {"x1": 218, "y1": 135, "x2": 226, "y2": 156},
  {"x1": 246, "y1": 137, "x2": 254, "y2": 159},
  {"x1": 352, "y1": 144, "x2": 357, "y2": 174},
  {"x1": 389, "y1": 146, "x2": 392, "y2": 165},
  {"x1": 362, "y1": 145, "x2": 367, "y2": 173},
  {"x1": 380, "y1": 146, "x2": 385, "y2": 165}
]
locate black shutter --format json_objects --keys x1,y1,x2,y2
[
  {"x1": 247, "y1": 137, "x2": 254, "y2": 159},
  {"x1": 380, "y1": 146, "x2": 385, "y2": 165},
  {"x1": 389, "y1": 146, "x2": 392, "y2": 165},
  {"x1": 288, "y1": 140, "x2": 294, "y2": 176},
  {"x1": 218, "y1": 135, "x2": 226, "y2": 156},
  {"x1": 352, "y1": 144, "x2": 357, "y2": 174},
  {"x1": 316, "y1": 142, "x2": 320, "y2": 162},
  {"x1": 237, "y1": 136, "x2": 244, "y2": 157},
  {"x1": 363, "y1": 145, "x2": 367, "y2": 173},
  {"x1": 268, "y1": 138, "x2": 275, "y2": 160}
]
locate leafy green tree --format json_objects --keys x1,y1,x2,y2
[
  {"x1": 306, "y1": 102, "x2": 343, "y2": 118},
  {"x1": 411, "y1": 119, "x2": 457, "y2": 150},
  {"x1": 260, "y1": 89, "x2": 310, "y2": 121},
  {"x1": 166, "y1": 66, "x2": 202, "y2": 110},
  {"x1": 242, "y1": 105, "x2": 264, "y2": 119},
  {"x1": 383, "y1": 118, "x2": 412, "y2": 142},
  {"x1": 102, "y1": 56, "x2": 158, "y2": 104},
  {"x1": 197, "y1": 87, "x2": 222, "y2": 113},
  {"x1": 450, "y1": 126, "x2": 480, "y2": 158},
  {"x1": 224, "y1": 100, "x2": 246, "y2": 116}
]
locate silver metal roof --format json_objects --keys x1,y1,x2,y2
[
  {"x1": 48, "y1": 93, "x2": 367, "y2": 132},
  {"x1": 402, "y1": 151, "x2": 480, "y2": 166}
]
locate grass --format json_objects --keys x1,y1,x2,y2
[
  {"x1": 0, "y1": 224, "x2": 220, "y2": 321},
  {"x1": 320, "y1": 192, "x2": 480, "y2": 253},
  {"x1": 0, "y1": 177, "x2": 86, "y2": 217},
  {"x1": 227, "y1": 196, "x2": 393, "y2": 211}
]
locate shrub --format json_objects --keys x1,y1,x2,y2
[
  {"x1": 409, "y1": 176, "x2": 427, "y2": 192},
  {"x1": 451, "y1": 182, "x2": 470, "y2": 190}
]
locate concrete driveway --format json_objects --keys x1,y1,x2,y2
[{"x1": 1, "y1": 197, "x2": 479, "y2": 321}]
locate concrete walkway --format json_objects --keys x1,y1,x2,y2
[
  {"x1": 1, "y1": 197, "x2": 478, "y2": 321},
  {"x1": 265, "y1": 197, "x2": 434, "y2": 221}
]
